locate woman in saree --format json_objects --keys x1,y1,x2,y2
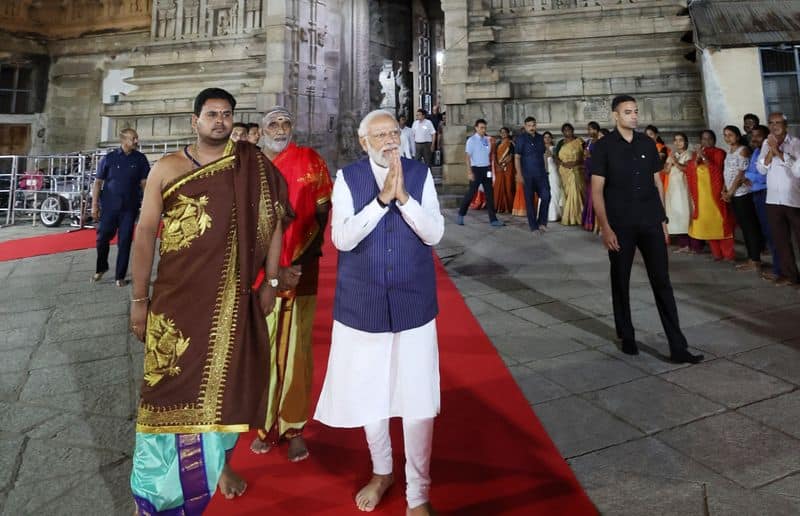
[
  {"x1": 686, "y1": 130, "x2": 734, "y2": 261},
  {"x1": 493, "y1": 127, "x2": 516, "y2": 213},
  {"x1": 582, "y1": 122, "x2": 601, "y2": 231},
  {"x1": 556, "y1": 123, "x2": 584, "y2": 225},
  {"x1": 664, "y1": 132, "x2": 699, "y2": 253}
]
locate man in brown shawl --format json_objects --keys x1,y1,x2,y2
[{"x1": 128, "y1": 88, "x2": 290, "y2": 515}]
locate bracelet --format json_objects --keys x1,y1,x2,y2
[{"x1": 131, "y1": 297, "x2": 150, "y2": 303}]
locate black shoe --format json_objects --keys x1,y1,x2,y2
[
  {"x1": 621, "y1": 340, "x2": 639, "y2": 355},
  {"x1": 670, "y1": 351, "x2": 704, "y2": 364}
]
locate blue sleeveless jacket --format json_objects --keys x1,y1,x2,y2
[{"x1": 333, "y1": 158, "x2": 438, "y2": 333}]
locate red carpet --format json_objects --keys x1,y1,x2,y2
[
  {"x1": 206, "y1": 245, "x2": 595, "y2": 515},
  {"x1": 0, "y1": 230, "x2": 594, "y2": 514},
  {"x1": 0, "y1": 228, "x2": 109, "y2": 261}
]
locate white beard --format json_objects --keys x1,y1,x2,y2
[
  {"x1": 264, "y1": 136, "x2": 290, "y2": 155},
  {"x1": 366, "y1": 141, "x2": 398, "y2": 168}
]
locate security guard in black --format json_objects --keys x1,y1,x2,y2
[
  {"x1": 591, "y1": 118, "x2": 700, "y2": 364},
  {"x1": 591, "y1": 129, "x2": 665, "y2": 229}
]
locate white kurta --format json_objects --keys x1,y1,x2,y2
[{"x1": 313, "y1": 158, "x2": 445, "y2": 428}]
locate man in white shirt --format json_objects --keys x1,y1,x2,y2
[
  {"x1": 457, "y1": 118, "x2": 504, "y2": 227},
  {"x1": 314, "y1": 109, "x2": 444, "y2": 516},
  {"x1": 757, "y1": 112, "x2": 800, "y2": 286},
  {"x1": 399, "y1": 114, "x2": 414, "y2": 159},
  {"x1": 411, "y1": 109, "x2": 436, "y2": 165}
]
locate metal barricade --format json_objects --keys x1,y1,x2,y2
[
  {"x1": 8, "y1": 154, "x2": 95, "y2": 229},
  {"x1": 0, "y1": 156, "x2": 19, "y2": 227},
  {"x1": 1, "y1": 139, "x2": 190, "y2": 229}
]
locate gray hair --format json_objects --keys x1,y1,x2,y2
[
  {"x1": 357, "y1": 109, "x2": 397, "y2": 138},
  {"x1": 768, "y1": 112, "x2": 788, "y2": 123}
]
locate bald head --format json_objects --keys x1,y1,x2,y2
[{"x1": 119, "y1": 128, "x2": 139, "y2": 153}]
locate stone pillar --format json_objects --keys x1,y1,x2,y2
[
  {"x1": 440, "y1": 0, "x2": 469, "y2": 186},
  {"x1": 176, "y1": 0, "x2": 184, "y2": 38}
]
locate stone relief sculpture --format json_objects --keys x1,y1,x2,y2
[
  {"x1": 583, "y1": 98, "x2": 610, "y2": 123},
  {"x1": 395, "y1": 62, "x2": 411, "y2": 117},
  {"x1": 245, "y1": 0, "x2": 262, "y2": 30},
  {"x1": 215, "y1": 9, "x2": 231, "y2": 36},
  {"x1": 378, "y1": 60, "x2": 396, "y2": 110},
  {"x1": 155, "y1": 0, "x2": 178, "y2": 39},
  {"x1": 368, "y1": 62, "x2": 385, "y2": 110},
  {"x1": 183, "y1": 0, "x2": 201, "y2": 37},
  {"x1": 338, "y1": 112, "x2": 362, "y2": 163}
]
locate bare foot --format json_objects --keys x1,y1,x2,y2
[
  {"x1": 218, "y1": 464, "x2": 247, "y2": 500},
  {"x1": 407, "y1": 502, "x2": 436, "y2": 516},
  {"x1": 287, "y1": 435, "x2": 309, "y2": 462},
  {"x1": 355, "y1": 473, "x2": 393, "y2": 512},
  {"x1": 249, "y1": 436, "x2": 272, "y2": 455}
]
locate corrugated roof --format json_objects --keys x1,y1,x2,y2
[{"x1": 689, "y1": 0, "x2": 800, "y2": 48}]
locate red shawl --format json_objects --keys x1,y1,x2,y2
[
  {"x1": 272, "y1": 142, "x2": 332, "y2": 268},
  {"x1": 685, "y1": 147, "x2": 734, "y2": 235}
]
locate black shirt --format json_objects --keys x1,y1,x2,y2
[
  {"x1": 513, "y1": 132, "x2": 546, "y2": 176},
  {"x1": 591, "y1": 129, "x2": 665, "y2": 228}
]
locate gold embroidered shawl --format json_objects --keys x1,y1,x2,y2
[{"x1": 137, "y1": 140, "x2": 289, "y2": 434}]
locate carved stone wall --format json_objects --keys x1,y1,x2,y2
[
  {"x1": 440, "y1": 0, "x2": 704, "y2": 185},
  {"x1": 0, "y1": 0, "x2": 150, "y2": 39}
]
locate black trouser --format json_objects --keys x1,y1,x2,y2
[
  {"x1": 415, "y1": 142, "x2": 433, "y2": 165},
  {"x1": 523, "y1": 173, "x2": 551, "y2": 230},
  {"x1": 96, "y1": 208, "x2": 137, "y2": 280},
  {"x1": 730, "y1": 193, "x2": 764, "y2": 262},
  {"x1": 767, "y1": 204, "x2": 800, "y2": 283},
  {"x1": 609, "y1": 223, "x2": 688, "y2": 355},
  {"x1": 458, "y1": 166, "x2": 497, "y2": 222}
]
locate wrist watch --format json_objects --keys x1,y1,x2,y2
[
  {"x1": 266, "y1": 277, "x2": 279, "y2": 288},
  {"x1": 663, "y1": 217, "x2": 669, "y2": 224}
]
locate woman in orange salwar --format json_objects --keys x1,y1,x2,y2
[
  {"x1": 493, "y1": 127, "x2": 515, "y2": 213},
  {"x1": 686, "y1": 130, "x2": 735, "y2": 261},
  {"x1": 556, "y1": 123, "x2": 584, "y2": 225}
]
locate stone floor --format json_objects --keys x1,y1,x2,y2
[{"x1": 1, "y1": 211, "x2": 799, "y2": 515}]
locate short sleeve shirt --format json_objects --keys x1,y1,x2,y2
[
  {"x1": 465, "y1": 133, "x2": 491, "y2": 167},
  {"x1": 411, "y1": 119, "x2": 436, "y2": 143},
  {"x1": 97, "y1": 148, "x2": 150, "y2": 211},
  {"x1": 591, "y1": 129, "x2": 665, "y2": 228},
  {"x1": 513, "y1": 132, "x2": 546, "y2": 176},
  {"x1": 724, "y1": 147, "x2": 751, "y2": 197}
]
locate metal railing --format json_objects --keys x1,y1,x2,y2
[
  {"x1": 0, "y1": 139, "x2": 191, "y2": 229},
  {"x1": 0, "y1": 153, "x2": 96, "y2": 229}
]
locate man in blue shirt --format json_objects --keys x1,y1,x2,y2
[
  {"x1": 513, "y1": 116, "x2": 550, "y2": 232},
  {"x1": 457, "y1": 119, "x2": 504, "y2": 226},
  {"x1": 91, "y1": 128, "x2": 150, "y2": 286},
  {"x1": 747, "y1": 124, "x2": 780, "y2": 277}
]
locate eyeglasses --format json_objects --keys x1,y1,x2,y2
[{"x1": 368, "y1": 129, "x2": 401, "y2": 141}]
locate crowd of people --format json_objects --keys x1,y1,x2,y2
[
  {"x1": 456, "y1": 111, "x2": 800, "y2": 287},
  {"x1": 88, "y1": 86, "x2": 797, "y2": 516}
]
